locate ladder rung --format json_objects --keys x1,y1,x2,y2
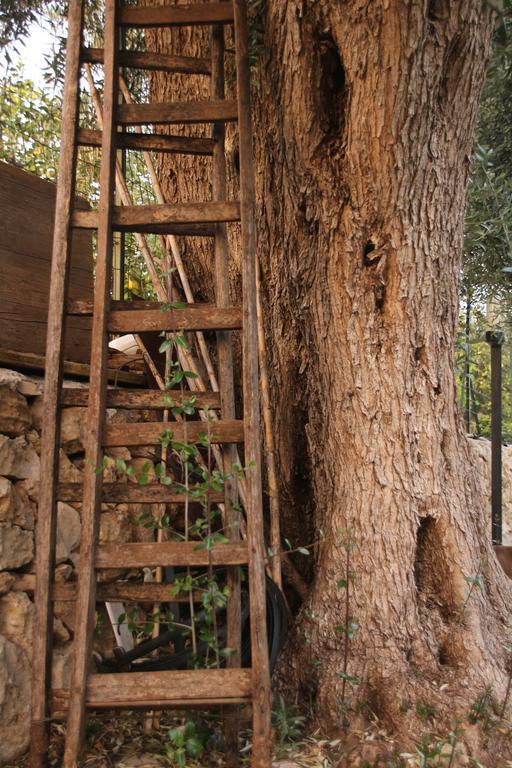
[
  {"x1": 72, "y1": 202, "x2": 239, "y2": 233},
  {"x1": 104, "y1": 419, "x2": 244, "y2": 447},
  {"x1": 13, "y1": 575, "x2": 201, "y2": 603},
  {"x1": 96, "y1": 541, "x2": 249, "y2": 568},
  {"x1": 67, "y1": 300, "x2": 242, "y2": 332},
  {"x1": 53, "y1": 669, "x2": 251, "y2": 713},
  {"x1": 77, "y1": 128, "x2": 216, "y2": 156},
  {"x1": 109, "y1": 305, "x2": 242, "y2": 334},
  {"x1": 117, "y1": 100, "x2": 238, "y2": 126},
  {"x1": 118, "y1": 3, "x2": 235, "y2": 29},
  {"x1": 71, "y1": 211, "x2": 214, "y2": 236},
  {"x1": 82, "y1": 47, "x2": 211, "y2": 75},
  {"x1": 61, "y1": 388, "x2": 221, "y2": 410},
  {"x1": 58, "y1": 482, "x2": 225, "y2": 504}
]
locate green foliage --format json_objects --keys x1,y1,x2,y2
[
  {"x1": 271, "y1": 695, "x2": 305, "y2": 752},
  {"x1": 165, "y1": 719, "x2": 211, "y2": 767}
]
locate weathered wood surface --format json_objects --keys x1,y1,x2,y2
[
  {"x1": 118, "y1": 3, "x2": 235, "y2": 28},
  {"x1": 61, "y1": 388, "x2": 221, "y2": 409},
  {"x1": 58, "y1": 482, "x2": 224, "y2": 504},
  {"x1": 117, "y1": 100, "x2": 237, "y2": 126},
  {"x1": 233, "y1": 1, "x2": 272, "y2": 764},
  {"x1": 0, "y1": 348, "x2": 143, "y2": 385},
  {"x1": 82, "y1": 47, "x2": 211, "y2": 75},
  {"x1": 0, "y1": 163, "x2": 93, "y2": 364},
  {"x1": 72, "y1": 209, "x2": 216, "y2": 236},
  {"x1": 78, "y1": 128, "x2": 215, "y2": 155},
  {"x1": 73, "y1": 202, "x2": 240, "y2": 231},
  {"x1": 62, "y1": 2, "x2": 118, "y2": 764},
  {"x1": 29, "y1": 3, "x2": 86, "y2": 767},
  {"x1": 95, "y1": 541, "x2": 249, "y2": 568},
  {"x1": 108, "y1": 305, "x2": 242, "y2": 333},
  {"x1": 103, "y1": 418, "x2": 244, "y2": 447},
  {"x1": 14, "y1": 574, "x2": 202, "y2": 603}
]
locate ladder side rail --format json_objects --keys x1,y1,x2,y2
[
  {"x1": 211, "y1": 16, "x2": 242, "y2": 767},
  {"x1": 30, "y1": 2, "x2": 86, "y2": 766},
  {"x1": 232, "y1": 1, "x2": 272, "y2": 766},
  {"x1": 62, "y1": 0, "x2": 119, "y2": 763}
]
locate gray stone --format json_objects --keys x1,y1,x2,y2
[
  {"x1": 0, "y1": 572, "x2": 14, "y2": 596},
  {"x1": 0, "y1": 367, "x2": 42, "y2": 396},
  {"x1": 51, "y1": 643, "x2": 73, "y2": 691},
  {"x1": 0, "y1": 477, "x2": 35, "y2": 530},
  {"x1": 0, "y1": 523, "x2": 33, "y2": 570},
  {"x1": 0, "y1": 388, "x2": 31, "y2": 436},
  {"x1": 58, "y1": 450, "x2": 83, "y2": 484},
  {"x1": 56, "y1": 502, "x2": 81, "y2": 564},
  {"x1": 0, "y1": 590, "x2": 34, "y2": 658},
  {"x1": 0, "y1": 636, "x2": 30, "y2": 764},
  {"x1": 60, "y1": 407, "x2": 86, "y2": 455},
  {"x1": 0, "y1": 435, "x2": 40, "y2": 480}
]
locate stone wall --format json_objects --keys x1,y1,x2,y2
[{"x1": 0, "y1": 368, "x2": 155, "y2": 765}]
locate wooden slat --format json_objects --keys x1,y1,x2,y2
[
  {"x1": 108, "y1": 305, "x2": 242, "y2": 333},
  {"x1": 82, "y1": 47, "x2": 211, "y2": 75},
  {"x1": 96, "y1": 541, "x2": 249, "y2": 568},
  {"x1": 14, "y1": 574, "x2": 202, "y2": 603},
  {"x1": 103, "y1": 419, "x2": 244, "y2": 447},
  {"x1": 233, "y1": 1, "x2": 272, "y2": 764},
  {"x1": 58, "y1": 482, "x2": 224, "y2": 504},
  {"x1": 73, "y1": 202, "x2": 240, "y2": 231},
  {"x1": 61, "y1": 388, "x2": 221, "y2": 409},
  {"x1": 30, "y1": 1, "x2": 86, "y2": 764},
  {"x1": 117, "y1": 100, "x2": 238, "y2": 126},
  {"x1": 62, "y1": 2, "x2": 119, "y2": 764},
  {"x1": 118, "y1": 3, "x2": 235, "y2": 28},
  {"x1": 72, "y1": 209, "x2": 216, "y2": 236},
  {"x1": 77, "y1": 128, "x2": 215, "y2": 155},
  {"x1": 0, "y1": 347, "x2": 144, "y2": 385},
  {"x1": 52, "y1": 669, "x2": 251, "y2": 713}
]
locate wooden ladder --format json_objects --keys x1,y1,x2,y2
[{"x1": 30, "y1": 2, "x2": 271, "y2": 767}]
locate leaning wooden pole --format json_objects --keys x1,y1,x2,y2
[
  {"x1": 30, "y1": 3, "x2": 84, "y2": 765},
  {"x1": 233, "y1": 1, "x2": 272, "y2": 764}
]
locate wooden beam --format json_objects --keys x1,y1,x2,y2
[
  {"x1": 78, "y1": 128, "x2": 215, "y2": 155},
  {"x1": 95, "y1": 541, "x2": 249, "y2": 569},
  {"x1": 75, "y1": 202, "x2": 241, "y2": 231},
  {"x1": 118, "y1": 3, "x2": 235, "y2": 29},
  {"x1": 117, "y1": 100, "x2": 238, "y2": 126},
  {"x1": 72, "y1": 209, "x2": 216, "y2": 236},
  {"x1": 107, "y1": 306, "x2": 242, "y2": 334},
  {"x1": 30, "y1": 1, "x2": 85, "y2": 764},
  {"x1": 81, "y1": 47, "x2": 211, "y2": 75},
  {"x1": 61, "y1": 388, "x2": 221, "y2": 409},
  {"x1": 14, "y1": 574, "x2": 202, "y2": 603},
  {"x1": 0, "y1": 348, "x2": 144, "y2": 385},
  {"x1": 58, "y1": 482, "x2": 224, "y2": 504},
  {"x1": 103, "y1": 419, "x2": 244, "y2": 447}
]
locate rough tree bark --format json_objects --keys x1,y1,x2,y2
[{"x1": 149, "y1": 0, "x2": 512, "y2": 761}]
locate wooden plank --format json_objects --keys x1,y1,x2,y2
[
  {"x1": 118, "y1": 3, "x2": 235, "y2": 28},
  {"x1": 30, "y1": 3, "x2": 85, "y2": 765},
  {"x1": 72, "y1": 202, "x2": 240, "y2": 231},
  {"x1": 117, "y1": 100, "x2": 238, "y2": 126},
  {"x1": 62, "y1": 1, "x2": 119, "y2": 764},
  {"x1": 108, "y1": 305, "x2": 243, "y2": 333},
  {"x1": 72, "y1": 209, "x2": 216, "y2": 236},
  {"x1": 0, "y1": 166, "x2": 93, "y2": 363},
  {"x1": 61, "y1": 388, "x2": 221, "y2": 409},
  {"x1": 0, "y1": 348, "x2": 144, "y2": 385},
  {"x1": 233, "y1": 2, "x2": 272, "y2": 764},
  {"x1": 78, "y1": 128, "x2": 215, "y2": 155},
  {"x1": 14, "y1": 574, "x2": 202, "y2": 603},
  {"x1": 96, "y1": 541, "x2": 249, "y2": 569},
  {"x1": 58, "y1": 482, "x2": 224, "y2": 504},
  {"x1": 211, "y1": 22, "x2": 242, "y2": 765},
  {"x1": 103, "y1": 419, "x2": 244, "y2": 447},
  {"x1": 82, "y1": 47, "x2": 211, "y2": 75}
]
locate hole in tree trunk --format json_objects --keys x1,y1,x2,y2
[{"x1": 316, "y1": 35, "x2": 346, "y2": 143}]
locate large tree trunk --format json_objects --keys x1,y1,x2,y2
[{"x1": 150, "y1": 0, "x2": 512, "y2": 760}]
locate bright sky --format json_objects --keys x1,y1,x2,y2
[{"x1": 0, "y1": 21, "x2": 57, "y2": 87}]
